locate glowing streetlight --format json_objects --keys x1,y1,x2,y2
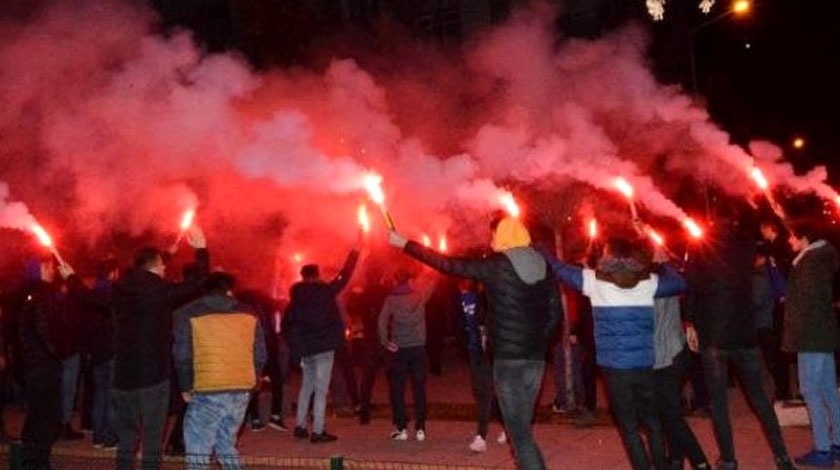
[
  {"x1": 690, "y1": 0, "x2": 751, "y2": 92},
  {"x1": 793, "y1": 137, "x2": 805, "y2": 150}
]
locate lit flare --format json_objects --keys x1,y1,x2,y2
[
  {"x1": 683, "y1": 218, "x2": 703, "y2": 239},
  {"x1": 357, "y1": 204, "x2": 370, "y2": 233},
  {"x1": 587, "y1": 219, "x2": 598, "y2": 239},
  {"x1": 438, "y1": 236, "x2": 448, "y2": 253},
  {"x1": 362, "y1": 172, "x2": 395, "y2": 230},
  {"x1": 498, "y1": 192, "x2": 521, "y2": 218},
  {"x1": 750, "y1": 167, "x2": 769, "y2": 191}
]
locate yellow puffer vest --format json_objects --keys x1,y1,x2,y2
[{"x1": 191, "y1": 313, "x2": 257, "y2": 393}]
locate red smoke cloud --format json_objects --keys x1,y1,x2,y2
[{"x1": 0, "y1": 1, "x2": 834, "y2": 291}]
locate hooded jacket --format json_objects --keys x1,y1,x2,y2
[
  {"x1": 783, "y1": 241, "x2": 840, "y2": 352},
  {"x1": 378, "y1": 281, "x2": 433, "y2": 349},
  {"x1": 545, "y1": 255, "x2": 685, "y2": 369},
  {"x1": 402, "y1": 218, "x2": 560, "y2": 361},
  {"x1": 282, "y1": 249, "x2": 359, "y2": 360}
]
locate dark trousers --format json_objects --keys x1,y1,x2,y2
[
  {"x1": 494, "y1": 359, "x2": 546, "y2": 470},
  {"x1": 356, "y1": 338, "x2": 386, "y2": 415},
  {"x1": 580, "y1": 342, "x2": 598, "y2": 412},
  {"x1": 331, "y1": 342, "x2": 359, "y2": 407},
  {"x1": 387, "y1": 346, "x2": 427, "y2": 430},
  {"x1": 112, "y1": 380, "x2": 170, "y2": 470},
  {"x1": 603, "y1": 366, "x2": 665, "y2": 470},
  {"x1": 246, "y1": 345, "x2": 286, "y2": 421},
  {"x1": 21, "y1": 362, "x2": 62, "y2": 470},
  {"x1": 702, "y1": 346, "x2": 789, "y2": 463},
  {"x1": 758, "y1": 325, "x2": 792, "y2": 401},
  {"x1": 654, "y1": 349, "x2": 708, "y2": 468},
  {"x1": 91, "y1": 360, "x2": 117, "y2": 444},
  {"x1": 687, "y1": 350, "x2": 710, "y2": 411},
  {"x1": 467, "y1": 350, "x2": 499, "y2": 438}
]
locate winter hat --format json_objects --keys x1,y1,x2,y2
[{"x1": 491, "y1": 217, "x2": 531, "y2": 252}]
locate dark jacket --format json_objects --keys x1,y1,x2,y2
[
  {"x1": 403, "y1": 242, "x2": 560, "y2": 361},
  {"x1": 684, "y1": 226, "x2": 757, "y2": 349},
  {"x1": 282, "y1": 250, "x2": 359, "y2": 361},
  {"x1": 68, "y1": 248, "x2": 209, "y2": 390},
  {"x1": 783, "y1": 241, "x2": 840, "y2": 352},
  {"x1": 18, "y1": 280, "x2": 68, "y2": 368},
  {"x1": 172, "y1": 294, "x2": 267, "y2": 394},
  {"x1": 84, "y1": 278, "x2": 116, "y2": 365}
]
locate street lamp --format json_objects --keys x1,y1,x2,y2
[{"x1": 689, "y1": 0, "x2": 752, "y2": 92}]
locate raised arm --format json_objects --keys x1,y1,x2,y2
[
  {"x1": 653, "y1": 263, "x2": 687, "y2": 298},
  {"x1": 329, "y1": 249, "x2": 360, "y2": 295},
  {"x1": 539, "y1": 250, "x2": 584, "y2": 292}
]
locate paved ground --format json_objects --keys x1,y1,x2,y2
[{"x1": 0, "y1": 346, "x2": 820, "y2": 469}]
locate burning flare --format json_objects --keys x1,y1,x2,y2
[
  {"x1": 362, "y1": 173, "x2": 385, "y2": 205},
  {"x1": 750, "y1": 167, "x2": 769, "y2": 191},
  {"x1": 362, "y1": 171, "x2": 395, "y2": 230},
  {"x1": 357, "y1": 204, "x2": 370, "y2": 233},
  {"x1": 438, "y1": 236, "x2": 448, "y2": 253},
  {"x1": 498, "y1": 191, "x2": 521, "y2": 218},
  {"x1": 613, "y1": 177, "x2": 635, "y2": 199},
  {"x1": 647, "y1": 228, "x2": 665, "y2": 246},
  {"x1": 422, "y1": 234, "x2": 432, "y2": 247},
  {"x1": 683, "y1": 218, "x2": 704, "y2": 239},
  {"x1": 179, "y1": 208, "x2": 196, "y2": 231},
  {"x1": 587, "y1": 219, "x2": 598, "y2": 239},
  {"x1": 31, "y1": 223, "x2": 53, "y2": 248}
]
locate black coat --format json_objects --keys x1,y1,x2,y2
[
  {"x1": 18, "y1": 280, "x2": 68, "y2": 368},
  {"x1": 68, "y1": 249, "x2": 209, "y2": 390},
  {"x1": 783, "y1": 242, "x2": 840, "y2": 352},
  {"x1": 282, "y1": 250, "x2": 359, "y2": 361},
  {"x1": 403, "y1": 242, "x2": 561, "y2": 361},
  {"x1": 684, "y1": 226, "x2": 757, "y2": 349}
]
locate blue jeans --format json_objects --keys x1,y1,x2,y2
[
  {"x1": 494, "y1": 359, "x2": 546, "y2": 470},
  {"x1": 295, "y1": 350, "x2": 334, "y2": 434},
  {"x1": 61, "y1": 354, "x2": 80, "y2": 424},
  {"x1": 184, "y1": 392, "x2": 250, "y2": 470},
  {"x1": 702, "y1": 346, "x2": 789, "y2": 462},
  {"x1": 798, "y1": 352, "x2": 840, "y2": 451},
  {"x1": 91, "y1": 360, "x2": 117, "y2": 444}
]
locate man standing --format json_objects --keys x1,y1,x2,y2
[
  {"x1": 684, "y1": 206, "x2": 795, "y2": 470},
  {"x1": 18, "y1": 256, "x2": 68, "y2": 469},
  {"x1": 378, "y1": 269, "x2": 434, "y2": 442},
  {"x1": 282, "y1": 242, "x2": 360, "y2": 443},
  {"x1": 783, "y1": 221, "x2": 840, "y2": 468},
  {"x1": 61, "y1": 225, "x2": 209, "y2": 470},
  {"x1": 388, "y1": 216, "x2": 560, "y2": 470},
  {"x1": 173, "y1": 272, "x2": 266, "y2": 469}
]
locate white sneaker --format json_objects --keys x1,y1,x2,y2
[
  {"x1": 496, "y1": 430, "x2": 507, "y2": 444},
  {"x1": 469, "y1": 435, "x2": 487, "y2": 452},
  {"x1": 390, "y1": 429, "x2": 408, "y2": 441},
  {"x1": 415, "y1": 429, "x2": 426, "y2": 442}
]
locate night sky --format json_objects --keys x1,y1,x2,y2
[{"x1": 147, "y1": 0, "x2": 839, "y2": 178}]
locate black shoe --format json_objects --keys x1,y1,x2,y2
[
  {"x1": 310, "y1": 431, "x2": 337, "y2": 443},
  {"x1": 61, "y1": 423, "x2": 85, "y2": 441},
  {"x1": 293, "y1": 426, "x2": 310, "y2": 439}
]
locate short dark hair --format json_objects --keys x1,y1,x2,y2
[
  {"x1": 790, "y1": 219, "x2": 823, "y2": 242},
  {"x1": 133, "y1": 247, "x2": 162, "y2": 269},
  {"x1": 605, "y1": 237, "x2": 637, "y2": 259},
  {"x1": 203, "y1": 271, "x2": 236, "y2": 295},
  {"x1": 300, "y1": 264, "x2": 320, "y2": 280}
]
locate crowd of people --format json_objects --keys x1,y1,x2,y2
[{"x1": 0, "y1": 202, "x2": 839, "y2": 470}]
